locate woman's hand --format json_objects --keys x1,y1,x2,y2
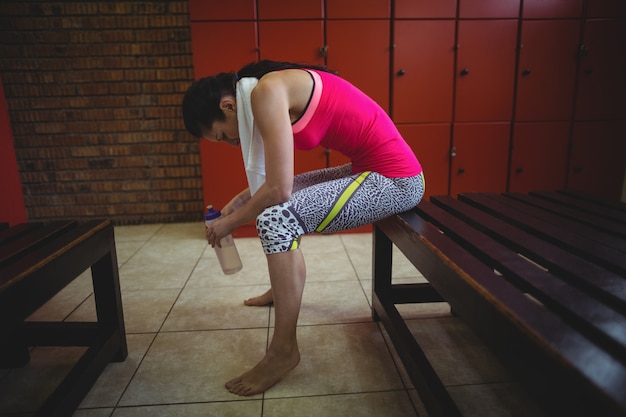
[{"x1": 205, "y1": 216, "x2": 234, "y2": 248}]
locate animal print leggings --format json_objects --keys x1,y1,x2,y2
[{"x1": 256, "y1": 163, "x2": 425, "y2": 254}]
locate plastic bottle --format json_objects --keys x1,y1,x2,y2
[{"x1": 204, "y1": 205, "x2": 243, "y2": 275}]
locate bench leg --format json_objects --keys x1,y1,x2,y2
[
  {"x1": 372, "y1": 224, "x2": 393, "y2": 321},
  {"x1": 0, "y1": 327, "x2": 30, "y2": 368},
  {"x1": 91, "y1": 245, "x2": 127, "y2": 362}
]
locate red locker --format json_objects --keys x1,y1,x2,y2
[
  {"x1": 459, "y1": 0, "x2": 520, "y2": 18},
  {"x1": 586, "y1": 0, "x2": 626, "y2": 18},
  {"x1": 509, "y1": 122, "x2": 569, "y2": 193},
  {"x1": 395, "y1": 0, "x2": 457, "y2": 18},
  {"x1": 397, "y1": 123, "x2": 451, "y2": 199},
  {"x1": 257, "y1": 0, "x2": 323, "y2": 19},
  {"x1": 522, "y1": 0, "x2": 582, "y2": 18},
  {"x1": 190, "y1": 22, "x2": 258, "y2": 78},
  {"x1": 515, "y1": 20, "x2": 580, "y2": 121},
  {"x1": 392, "y1": 20, "x2": 455, "y2": 123},
  {"x1": 455, "y1": 20, "x2": 518, "y2": 122},
  {"x1": 259, "y1": 20, "x2": 325, "y2": 66},
  {"x1": 450, "y1": 123, "x2": 510, "y2": 196},
  {"x1": 188, "y1": 0, "x2": 256, "y2": 21},
  {"x1": 326, "y1": 0, "x2": 390, "y2": 19},
  {"x1": 575, "y1": 19, "x2": 626, "y2": 121},
  {"x1": 191, "y1": 22, "x2": 259, "y2": 236},
  {"x1": 326, "y1": 20, "x2": 391, "y2": 112},
  {"x1": 568, "y1": 122, "x2": 626, "y2": 201}
]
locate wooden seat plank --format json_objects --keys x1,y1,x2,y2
[
  {"x1": 416, "y1": 200, "x2": 626, "y2": 356},
  {"x1": 531, "y1": 191, "x2": 626, "y2": 225},
  {"x1": 376, "y1": 207, "x2": 626, "y2": 417},
  {"x1": 459, "y1": 193, "x2": 626, "y2": 275},
  {"x1": 0, "y1": 221, "x2": 76, "y2": 267},
  {"x1": 558, "y1": 189, "x2": 626, "y2": 212},
  {"x1": 505, "y1": 193, "x2": 626, "y2": 238},
  {"x1": 489, "y1": 193, "x2": 626, "y2": 253},
  {"x1": 430, "y1": 196, "x2": 626, "y2": 313}
]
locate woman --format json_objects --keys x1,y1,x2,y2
[{"x1": 182, "y1": 60, "x2": 424, "y2": 396}]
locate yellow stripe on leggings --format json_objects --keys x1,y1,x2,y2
[{"x1": 315, "y1": 171, "x2": 371, "y2": 233}]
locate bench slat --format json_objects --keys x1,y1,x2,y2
[
  {"x1": 459, "y1": 193, "x2": 626, "y2": 275},
  {"x1": 531, "y1": 190, "x2": 626, "y2": 225},
  {"x1": 389, "y1": 207, "x2": 626, "y2": 416},
  {"x1": 416, "y1": 200, "x2": 626, "y2": 357},
  {"x1": 0, "y1": 221, "x2": 76, "y2": 267},
  {"x1": 505, "y1": 193, "x2": 626, "y2": 238},
  {"x1": 557, "y1": 189, "x2": 626, "y2": 212},
  {"x1": 430, "y1": 196, "x2": 626, "y2": 313}
]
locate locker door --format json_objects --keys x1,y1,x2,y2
[
  {"x1": 189, "y1": 0, "x2": 255, "y2": 20},
  {"x1": 190, "y1": 22, "x2": 258, "y2": 236},
  {"x1": 257, "y1": 0, "x2": 323, "y2": 19},
  {"x1": 586, "y1": 0, "x2": 626, "y2": 18},
  {"x1": 575, "y1": 19, "x2": 626, "y2": 121},
  {"x1": 522, "y1": 0, "x2": 582, "y2": 18},
  {"x1": 259, "y1": 20, "x2": 325, "y2": 66},
  {"x1": 326, "y1": 20, "x2": 391, "y2": 112},
  {"x1": 397, "y1": 123, "x2": 451, "y2": 199},
  {"x1": 393, "y1": 20, "x2": 455, "y2": 123},
  {"x1": 450, "y1": 123, "x2": 510, "y2": 196},
  {"x1": 515, "y1": 20, "x2": 580, "y2": 121},
  {"x1": 455, "y1": 20, "x2": 518, "y2": 122},
  {"x1": 509, "y1": 122, "x2": 569, "y2": 192},
  {"x1": 326, "y1": 0, "x2": 390, "y2": 19},
  {"x1": 568, "y1": 121, "x2": 626, "y2": 201},
  {"x1": 459, "y1": 0, "x2": 520, "y2": 18},
  {"x1": 395, "y1": 0, "x2": 457, "y2": 18},
  {"x1": 190, "y1": 22, "x2": 258, "y2": 78}
]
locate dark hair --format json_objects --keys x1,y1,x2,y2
[{"x1": 182, "y1": 60, "x2": 331, "y2": 138}]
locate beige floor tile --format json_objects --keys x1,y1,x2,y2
[
  {"x1": 119, "y1": 329, "x2": 267, "y2": 405},
  {"x1": 162, "y1": 285, "x2": 271, "y2": 331},
  {"x1": 448, "y1": 382, "x2": 549, "y2": 417},
  {"x1": 271, "y1": 280, "x2": 372, "y2": 326},
  {"x1": 264, "y1": 322, "x2": 404, "y2": 398},
  {"x1": 115, "y1": 240, "x2": 146, "y2": 265},
  {"x1": 186, "y1": 244, "x2": 270, "y2": 288},
  {"x1": 264, "y1": 391, "x2": 418, "y2": 417},
  {"x1": 68, "y1": 289, "x2": 180, "y2": 333},
  {"x1": 110, "y1": 401, "x2": 262, "y2": 417},
  {"x1": 27, "y1": 269, "x2": 94, "y2": 322},
  {"x1": 79, "y1": 334, "x2": 156, "y2": 408},
  {"x1": 73, "y1": 408, "x2": 115, "y2": 417},
  {"x1": 405, "y1": 317, "x2": 513, "y2": 386},
  {"x1": 114, "y1": 224, "x2": 163, "y2": 242},
  {"x1": 118, "y1": 242, "x2": 202, "y2": 290},
  {"x1": 150, "y1": 222, "x2": 205, "y2": 241},
  {"x1": 304, "y1": 251, "x2": 359, "y2": 282}
]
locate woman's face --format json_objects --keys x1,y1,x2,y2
[{"x1": 201, "y1": 96, "x2": 240, "y2": 147}]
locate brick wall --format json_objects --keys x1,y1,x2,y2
[{"x1": 0, "y1": 1, "x2": 202, "y2": 224}]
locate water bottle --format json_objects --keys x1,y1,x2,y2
[{"x1": 204, "y1": 205, "x2": 243, "y2": 275}]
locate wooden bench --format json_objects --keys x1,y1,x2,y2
[
  {"x1": 372, "y1": 190, "x2": 626, "y2": 417},
  {"x1": 0, "y1": 220, "x2": 127, "y2": 417}
]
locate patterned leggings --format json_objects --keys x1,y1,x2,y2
[{"x1": 256, "y1": 163, "x2": 425, "y2": 254}]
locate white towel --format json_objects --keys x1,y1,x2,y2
[{"x1": 236, "y1": 77, "x2": 266, "y2": 195}]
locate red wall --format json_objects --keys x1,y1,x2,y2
[{"x1": 0, "y1": 75, "x2": 27, "y2": 225}]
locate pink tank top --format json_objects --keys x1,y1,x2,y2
[{"x1": 292, "y1": 70, "x2": 422, "y2": 178}]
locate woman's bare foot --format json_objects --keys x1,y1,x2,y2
[
  {"x1": 225, "y1": 347, "x2": 300, "y2": 396},
  {"x1": 244, "y1": 288, "x2": 273, "y2": 306}
]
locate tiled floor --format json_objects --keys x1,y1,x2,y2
[{"x1": 0, "y1": 223, "x2": 549, "y2": 417}]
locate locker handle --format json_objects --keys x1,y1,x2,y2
[
  {"x1": 458, "y1": 168, "x2": 465, "y2": 174},
  {"x1": 515, "y1": 167, "x2": 523, "y2": 174},
  {"x1": 397, "y1": 69, "x2": 406, "y2": 76},
  {"x1": 460, "y1": 68, "x2": 470, "y2": 76},
  {"x1": 522, "y1": 68, "x2": 531, "y2": 76}
]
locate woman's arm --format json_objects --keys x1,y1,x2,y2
[{"x1": 206, "y1": 73, "x2": 298, "y2": 246}]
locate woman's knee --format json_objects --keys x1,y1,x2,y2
[{"x1": 256, "y1": 204, "x2": 305, "y2": 254}]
